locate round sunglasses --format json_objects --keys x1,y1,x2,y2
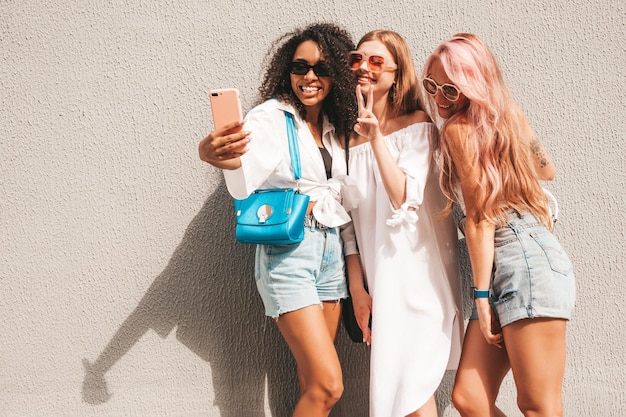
[
  {"x1": 289, "y1": 61, "x2": 333, "y2": 77},
  {"x1": 422, "y1": 77, "x2": 460, "y2": 102},
  {"x1": 348, "y1": 51, "x2": 397, "y2": 73}
]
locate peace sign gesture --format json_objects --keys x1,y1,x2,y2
[{"x1": 353, "y1": 85, "x2": 383, "y2": 142}]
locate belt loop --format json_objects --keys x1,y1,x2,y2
[{"x1": 505, "y1": 209, "x2": 518, "y2": 231}]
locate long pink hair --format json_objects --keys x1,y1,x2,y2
[{"x1": 422, "y1": 33, "x2": 551, "y2": 228}]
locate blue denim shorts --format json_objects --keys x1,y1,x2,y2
[
  {"x1": 469, "y1": 211, "x2": 576, "y2": 327},
  {"x1": 254, "y1": 225, "x2": 348, "y2": 318}
]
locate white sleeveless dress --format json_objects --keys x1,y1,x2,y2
[{"x1": 347, "y1": 123, "x2": 463, "y2": 417}]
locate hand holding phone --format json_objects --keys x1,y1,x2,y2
[{"x1": 201, "y1": 88, "x2": 249, "y2": 167}]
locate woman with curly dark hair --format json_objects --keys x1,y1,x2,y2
[
  {"x1": 257, "y1": 24, "x2": 357, "y2": 144},
  {"x1": 199, "y1": 23, "x2": 358, "y2": 416}
]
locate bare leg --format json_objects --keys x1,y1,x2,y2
[
  {"x1": 452, "y1": 321, "x2": 509, "y2": 417},
  {"x1": 406, "y1": 394, "x2": 438, "y2": 417},
  {"x1": 295, "y1": 300, "x2": 341, "y2": 395},
  {"x1": 276, "y1": 304, "x2": 343, "y2": 417},
  {"x1": 321, "y1": 300, "x2": 342, "y2": 341},
  {"x1": 502, "y1": 318, "x2": 567, "y2": 417}
]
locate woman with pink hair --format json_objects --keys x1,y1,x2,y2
[{"x1": 421, "y1": 33, "x2": 575, "y2": 417}]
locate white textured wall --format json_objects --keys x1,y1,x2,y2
[{"x1": 2, "y1": 1, "x2": 624, "y2": 416}]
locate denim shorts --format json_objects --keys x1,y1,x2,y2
[
  {"x1": 469, "y1": 211, "x2": 576, "y2": 327},
  {"x1": 254, "y1": 225, "x2": 348, "y2": 318}
]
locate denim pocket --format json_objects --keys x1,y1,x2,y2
[
  {"x1": 265, "y1": 242, "x2": 300, "y2": 256},
  {"x1": 529, "y1": 230, "x2": 573, "y2": 277}
]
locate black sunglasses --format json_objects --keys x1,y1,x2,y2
[{"x1": 289, "y1": 61, "x2": 333, "y2": 77}]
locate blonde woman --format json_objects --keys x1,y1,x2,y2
[
  {"x1": 421, "y1": 33, "x2": 575, "y2": 417},
  {"x1": 346, "y1": 30, "x2": 463, "y2": 417}
]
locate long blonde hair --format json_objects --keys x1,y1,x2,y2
[{"x1": 422, "y1": 33, "x2": 551, "y2": 228}]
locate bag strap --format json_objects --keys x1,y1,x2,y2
[{"x1": 284, "y1": 112, "x2": 302, "y2": 185}]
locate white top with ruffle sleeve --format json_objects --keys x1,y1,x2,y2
[{"x1": 346, "y1": 122, "x2": 463, "y2": 416}]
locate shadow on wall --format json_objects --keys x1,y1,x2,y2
[{"x1": 81, "y1": 179, "x2": 371, "y2": 417}]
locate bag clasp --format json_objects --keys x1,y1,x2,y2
[{"x1": 257, "y1": 204, "x2": 273, "y2": 223}]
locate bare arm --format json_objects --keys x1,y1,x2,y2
[
  {"x1": 529, "y1": 136, "x2": 555, "y2": 180},
  {"x1": 353, "y1": 85, "x2": 406, "y2": 209},
  {"x1": 345, "y1": 253, "x2": 371, "y2": 344},
  {"x1": 447, "y1": 121, "x2": 503, "y2": 347},
  {"x1": 519, "y1": 111, "x2": 555, "y2": 180}
]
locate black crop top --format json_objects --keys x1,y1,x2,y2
[{"x1": 319, "y1": 147, "x2": 332, "y2": 179}]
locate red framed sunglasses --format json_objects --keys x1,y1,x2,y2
[{"x1": 348, "y1": 51, "x2": 397, "y2": 73}]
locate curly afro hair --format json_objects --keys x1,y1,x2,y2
[{"x1": 258, "y1": 22, "x2": 357, "y2": 146}]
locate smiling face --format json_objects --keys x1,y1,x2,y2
[
  {"x1": 428, "y1": 57, "x2": 469, "y2": 119},
  {"x1": 352, "y1": 40, "x2": 397, "y2": 99},
  {"x1": 289, "y1": 40, "x2": 332, "y2": 113}
]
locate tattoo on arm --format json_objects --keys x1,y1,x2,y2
[
  {"x1": 531, "y1": 138, "x2": 549, "y2": 168},
  {"x1": 531, "y1": 138, "x2": 541, "y2": 153}
]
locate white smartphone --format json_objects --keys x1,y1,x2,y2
[{"x1": 209, "y1": 88, "x2": 243, "y2": 130}]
